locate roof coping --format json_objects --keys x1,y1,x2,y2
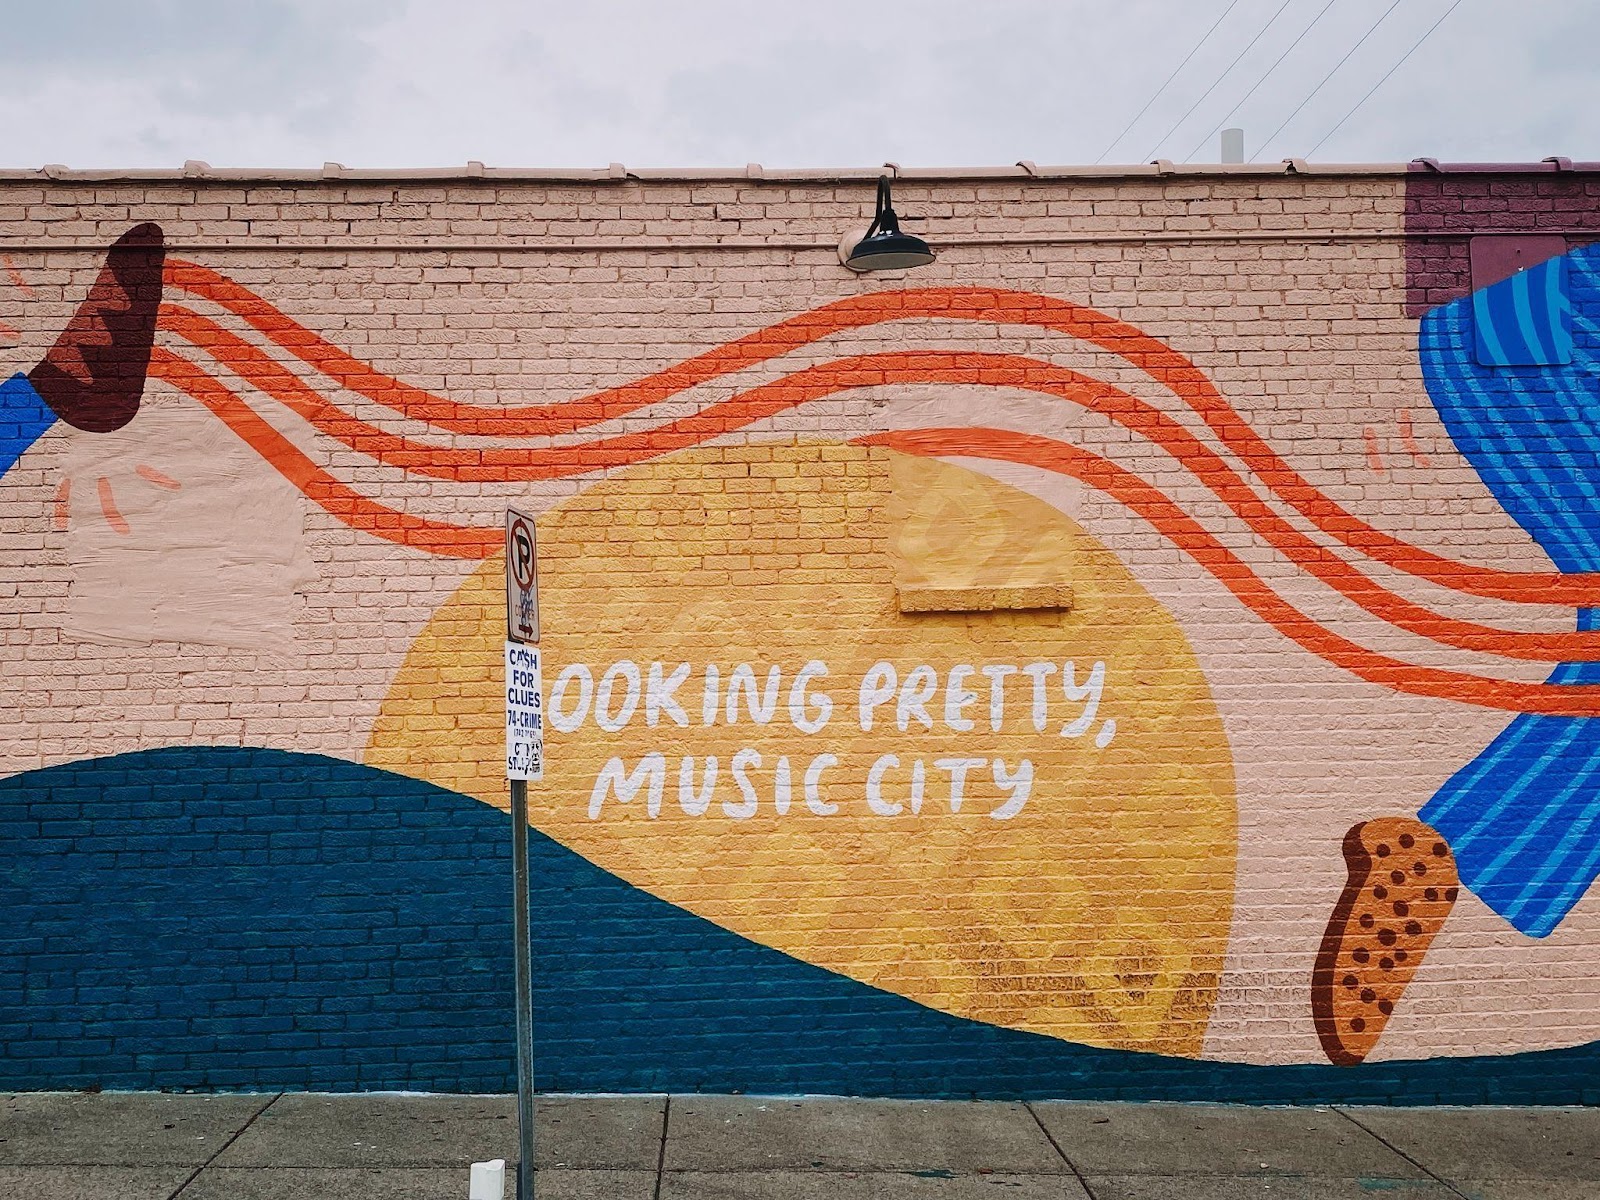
[
  {"x1": 1409, "y1": 157, "x2": 1600, "y2": 173},
  {"x1": 0, "y1": 160, "x2": 1419, "y2": 184},
  {"x1": 9, "y1": 158, "x2": 1597, "y2": 185}
]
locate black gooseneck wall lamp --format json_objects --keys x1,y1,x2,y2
[{"x1": 841, "y1": 175, "x2": 936, "y2": 272}]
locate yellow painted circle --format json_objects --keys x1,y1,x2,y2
[{"x1": 369, "y1": 443, "x2": 1236, "y2": 1056}]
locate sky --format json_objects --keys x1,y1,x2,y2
[{"x1": 0, "y1": 0, "x2": 1592, "y2": 170}]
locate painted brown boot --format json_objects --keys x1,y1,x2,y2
[
  {"x1": 28, "y1": 222, "x2": 165, "y2": 432},
  {"x1": 1312, "y1": 817, "x2": 1459, "y2": 1065}
]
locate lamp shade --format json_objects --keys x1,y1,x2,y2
[
  {"x1": 842, "y1": 176, "x2": 936, "y2": 272},
  {"x1": 844, "y1": 229, "x2": 936, "y2": 271}
]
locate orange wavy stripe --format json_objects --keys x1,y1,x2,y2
[
  {"x1": 155, "y1": 326, "x2": 1600, "y2": 662},
  {"x1": 145, "y1": 337, "x2": 1600, "y2": 711},
  {"x1": 162, "y1": 262, "x2": 1600, "y2": 607},
  {"x1": 864, "y1": 428, "x2": 1600, "y2": 717},
  {"x1": 165, "y1": 258, "x2": 893, "y2": 436},
  {"x1": 145, "y1": 350, "x2": 497, "y2": 559}
]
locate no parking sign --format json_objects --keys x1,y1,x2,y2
[{"x1": 506, "y1": 509, "x2": 540, "y2": 644}]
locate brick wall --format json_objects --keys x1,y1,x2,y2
[
  {"x1": 1404, "y1": 162, "x2": 1600, "y2": 314},
  {"x1": 4, "y1": 164, "x2": 1600, "y2": 1099}
]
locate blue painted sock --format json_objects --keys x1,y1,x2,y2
[{"x1": 0, "y1": 372, "x2": 59, "y2": 479}]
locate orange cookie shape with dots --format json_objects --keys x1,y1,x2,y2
[{"x1": 1311, "y1": 817, "x2": 1460, "y2": 1066}]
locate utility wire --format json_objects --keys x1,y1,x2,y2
[
  {"x1": 1252, "y1": 0, "x2": 1408, "y2": 160},
  {"x1": 1305, "y1": 0, "x2": 1467, "y2": 157},
  {"x1": 1182, "y1": 0, "x2": 1342, "y2": 162},
  {"x1": 1096, "y1": 0, "x2": 1245, "y2": 163},
  {"x1": 1142, "y1": 0, "x2": 1298, "y2": 162}
]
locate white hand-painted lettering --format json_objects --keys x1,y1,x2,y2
[
  {"x1": 589, "y1": 753, "x2": 665, "y2": 818},
  {"x1": 990, "y1": 758, "x2": 1034, "y2": 819},
  {"x1": 595, "y1": 660, "x2": 642, "y2": 732},
  {"x1": 788, "y1": 660, "x2": 832, "y2": 734},
  {"x1": 1060, "y1": 661, "x2": 1106, "y2": 739},
  {"x1": 646, "y1": 661, "x2": 691, "y2": 728},
  {"x1": 897, "y1": 665, "x2": 937, "y2": 732},
  {"x1": 549, "y1": 664, "x2": 593, "y2": 733},
  {"x1": 981, "y1": 663, "x2": 1016, "y2": 732},
  {"x1": 725, "y1": 747, "x2": 762, "y2": 819}
]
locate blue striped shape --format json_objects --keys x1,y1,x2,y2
[
  {"x1": 1417, "y1": 244, "x2": 1600, "y2": 936},
  {"x1": 1472, "y1": 254, "x2": 1573, "y2": 367}
]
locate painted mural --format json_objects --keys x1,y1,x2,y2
[{"x1": 6, "y1": 191, "x2": 1600, "y2": 1098}]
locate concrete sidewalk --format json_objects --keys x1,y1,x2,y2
[{"x1": 2, "y1": 1092, "x2": 1596, "y2": 1200}]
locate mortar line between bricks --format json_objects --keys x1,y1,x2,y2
[
  {"x1": 165, "y1": 1091, "x2": 281, "y2": 1200},
  {"x1": 651, "y1": 1095, "x2": 671, "y2": 1200},
  {"x1": 1331, "y1": 1107, "x2": 1472, "y2": 1200},
  {"x1": 1023, "y1": 1101, "x2": 1099, "y2": 1200}
]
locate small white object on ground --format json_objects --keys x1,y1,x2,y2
[{"x1": 469, "y1": 1158, "x2": 506, "y2": 1200}]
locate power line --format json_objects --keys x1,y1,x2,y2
[
  {"x1": 1142, "y1": 0, "x2": 1298, "y2": 162},
  {"x1": 1096, "y1": 0, "x2": 1245, "y2": 164},
  {"x1": 1305, "y1": 0, "x2": 1468, "y2": 158},
  {"x1": 1252, "y1": 0, "x2": 1407, "y2": 160},
  {"x1": 1182, "y1": 0, "x2": 1342, "y2": 162}
]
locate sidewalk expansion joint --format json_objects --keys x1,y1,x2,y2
[
  {"x1": 166, "y1": 1091, "x2": 282, "y2": 1200},
  {"x1": 1023, "y1": 1100, "x2": 1099, "y2": 1200},
  {"x1": 653, "y1": 1166, "x2": 1080, "y2": 1177},
  {"x1": 1332, "y1": 1106, "x2": 1472, "y2": 1200},
  {"x1": 651, "y1": 1094, "x2": 671, "y2": 1200}
]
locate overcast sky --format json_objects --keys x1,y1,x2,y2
[{"x1": 0, "y1": 0, "x2": 1591, "y2": 170}]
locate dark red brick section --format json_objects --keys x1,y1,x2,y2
[{"x1": 1405, "y1": 160, "x2": 1600, "y2": 316}]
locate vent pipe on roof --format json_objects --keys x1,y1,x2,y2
[{"x1": 1221, "y1": 129, "x2": 1245, "y2": 164}]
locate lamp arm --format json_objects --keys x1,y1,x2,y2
[{"x1": 866, "y1": 175, "x2": 900, "y2": 238}]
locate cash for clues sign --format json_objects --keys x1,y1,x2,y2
[{"x1": 505, "y1": 642, "x2": 544, "y2": 782}]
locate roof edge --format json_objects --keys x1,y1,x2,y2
[
  {"x1": 1408, "y1": 157, "x2": 1600, "y2": 173},
  {"x1": 6, "y1": 160, "x2": 1417, "y2": 185}
]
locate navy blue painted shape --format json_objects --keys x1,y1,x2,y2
[{"x1": 3, "y1": 746, "x2": 1600, "y2": 1102}]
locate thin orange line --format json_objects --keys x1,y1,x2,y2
[
  {"x1": 53, "y1": 478, "x2": 71, "y2": 530},
  {"x1": 0, "y1": 319, "x2": 19, "y2": 340},
  {"x1": 96, "y1": 477, "x2": 129, "y2": 535},
  {"x1": 1398, "y1": 407, "x2": 1432, "y2": 466},
  {"x1": 863, "y1": 428, "x2": 1600, "y2": 717},
  {"x1": 162, "y1": 262, "x2": 1600, "y2": 608},
  {"x1": 2, "y1": 255, "x2": 34, "y2": 297},
  {"x1": 146, "y1": 349, "x2": 497, "y2": 559},
  {"x1": 135, "y1": 464, "x2": 182, "y2": 490},
  {"x1": 1363, "y1": 427, "x2": 1386, "y2": 476}
]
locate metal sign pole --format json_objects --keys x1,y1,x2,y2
[
  {"x1": 510, "y1": 776, "x2": 536, "y2": 1200},
  {"x1": 503, "y1": 506, "x2": 543, "y2": 1200}
]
